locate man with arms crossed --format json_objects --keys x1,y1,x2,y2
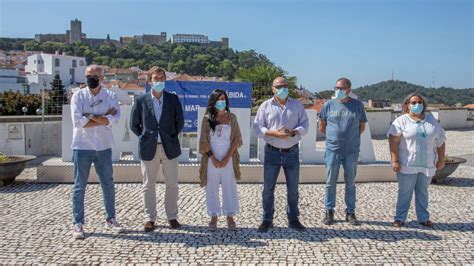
[{"x1": 70, "y1": 65, "x2": 122, "y2": 239}]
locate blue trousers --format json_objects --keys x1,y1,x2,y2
[
  {"x1": 395, "y1": 172, "x2": 431, "y2": 223},
  {"x1": 324, "y1": 150, "x2": 359, "y2": 214},
  {"x1": 262, "y1": 145, "x2": 300, "y2": 222},
  {"x1": 72, "y1": 149, "x2": 116, "y2": 224}
]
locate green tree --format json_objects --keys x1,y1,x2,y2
[
  {"x1": 0, "y1": 91, "x2": 41, "y2": 115},
  {"x1": 40, "y1": 42, "x2": 65, "y2": 53},
  {"x1": 171, "y1": 45, "x2": 188, "y2": 62},
  {"x1": 46, "y1": 74, "x2": 67, "y2": 115},
  {"x1": 235, "y1": 64, "x2": 298, "y2": 110},
  {"x1": 23, "y1": 40, "x2": 42, "y2": 51}
]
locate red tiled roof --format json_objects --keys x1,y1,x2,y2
[
  {"x1": 171, "y1": 74, "x2": 223, "y2": 82},
  {"x1": 104, "y1": 68, "x2": 137, "y2": 75},
  {"x1": 104, "y1": 80, "x2": 144, "y2": 90}
]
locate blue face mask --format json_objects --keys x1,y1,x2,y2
[
  {"x1": 152, "y1": 81, "x2": 165, "y2": 92},
  {"x1": 275, "y1": 87, "x2": 289, "y2": 100},
  {"x1": 410, "y1": 103, "x2": 423, "y2": 114},
  {"x1": 215, "y1": 100, "x2": 226, "y2": 111},
  {"x1": 335, "y1": 89, "x2": 347, "y2": 100}
]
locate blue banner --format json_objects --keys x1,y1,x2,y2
[{"x1": 147, "y1": 81, "x2": 252, "y2": 132}]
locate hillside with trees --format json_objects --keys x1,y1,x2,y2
[
  {"x1": 317, "y1": 80, "x2": 474, "y2": 106},
  {"x1": 1, "y1": 38, "x2": 298, "y2": 109}
]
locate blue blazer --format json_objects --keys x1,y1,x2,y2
[{"x1": 130, "y1": 91, "x2": 184, "y2": 161}]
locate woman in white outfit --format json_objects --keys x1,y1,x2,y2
[
  {"x1": 388, "y1": 93, "x2": 446, "y2": 228},
  {"x1": 199, "y1": 89, "x2": 243, "y2": 231}
]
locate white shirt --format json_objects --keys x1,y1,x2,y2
[
  {"x1": 253, "y1": 97, "x2": 309, "y2": 149},
  {"x1": 70, "y1": 87, "x2": 121, "y2": 151},
  {"x1": 387, "y1": 113, "x2": 446, "y2": 177}
]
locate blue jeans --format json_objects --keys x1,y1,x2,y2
[
  {"x1": 262, "y1": 145, "x2": 300, "y2": 222},
  {"x1": 324, "y1": 150, "x2": 359, "y2": 214},
  {"x1": 72, "y1": 149, "x2": 116, "y2": 225},
  {"x1": 395, "y1": 172, "x2": 431, "y2": 223}
]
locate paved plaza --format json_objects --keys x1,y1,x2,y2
[{"x1": 0, "y1": 130, "x2": 473, "y2": 264}]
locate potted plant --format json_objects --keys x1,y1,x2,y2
[
  {"x1": 0, "y1": 152, "x2": 36, "y2": 186},
  {"x1": 432, "y1": 156, "x2": 467, "y2": 184}
]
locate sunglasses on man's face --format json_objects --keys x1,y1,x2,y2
[
  {"x1": 334, "y1": 86, "x2": 346, "y2": 90},
  {"x1": 274, "y1": 85, "x2": 288, "y2": 89},
  {"x1": 410, "y1": 101, "x2": 423, "y2": 104}
]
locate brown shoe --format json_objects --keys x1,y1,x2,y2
[
  {"x1": 227, "y1": 216, "x2": 236, "y2": 230},
  {"x1": 393, "y1": 220, "x2": 405, "y2": 228},
  {"x1": 209, "y1": 216, "x2": 218, "y2": 232},
  {"x1": 168, "y1": 219, "x2": 181, "y2": 229},
  {"x1": 144, "y1": 221, "x2": 156, "y2": 232},
  {"x1": 420, "y1": 220, "x2": 434, "y2": 228}
]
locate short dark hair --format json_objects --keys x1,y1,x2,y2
[
  {"x1": 402, "y1": 92, "x2": 428, "y2": 114},
  {"x1": 336, "y1": 77, "x2": 351, "y2": 89}
]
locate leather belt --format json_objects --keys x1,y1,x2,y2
[{"x1": 266, "y1": 143, "x2": 298, "y2": 152}]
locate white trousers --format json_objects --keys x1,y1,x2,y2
[
  {"x1": 141, "y1": 144, "x2": 179, "y2": 222},
  {"x1": 205, "y1": 158, "x2": 239, "y2": 217}
]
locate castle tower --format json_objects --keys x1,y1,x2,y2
[{"x1": 69, "y1": 19, "x2": 82, "y2": 43}]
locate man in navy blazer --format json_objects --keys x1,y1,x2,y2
[{"x1": 130, "y1": 66, "x2": 184, "y2": 232}]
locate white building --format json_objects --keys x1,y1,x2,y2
[
  {"x1": 25, "y1": 73, "x2": 54, "y2": 94},
  {"x1": 172, "y1": 34, "x2": 210, "y2": 44},
  {"x1": 25, "y1": 52, "x2": 87, "y2": 93},
  {"x1": 0, "y1": 68, "x2": 27, "y2": 93}
]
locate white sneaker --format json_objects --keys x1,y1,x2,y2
[
  {"x1": 73, "y1": 223, "x2": 85, "y2": 240},
  {"x1": 105, "y1": 218, "x2": 124, "y2": 233}
]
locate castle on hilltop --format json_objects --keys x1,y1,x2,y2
[{"x1": 34, "y1": 19, "x2": 228, "y2": 48}]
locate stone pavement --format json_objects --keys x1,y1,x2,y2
[
  {"x1": 0, "y1": 130, "x2": 473, "y2": 264},
  {"x1": 1, "y1": 177, "x2": 473, "y2": 264}
]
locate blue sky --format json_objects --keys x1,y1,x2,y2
[{"x1": 1, "y1": 0, "x2": 473, "y2": 91}]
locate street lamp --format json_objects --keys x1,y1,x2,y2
[{"x1": 22, "y1": 106, "x2": 28, "y2": 116}]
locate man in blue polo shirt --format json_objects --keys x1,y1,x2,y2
[{"x1": 319, "y1": 77, "x2": 367, "y2": 226}]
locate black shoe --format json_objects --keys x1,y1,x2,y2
[
  {"x1": 345, "y1": 213, "x2": 361, "y2": 226},
  {"x1": 257, "y1": 220, "x2": 273, "y2": 232},
  {"x1": 323, "y1": 210, "x2": 335, "y2": 225},
  {"x1": 289, "y1": 220, "x2": 306, "y2": 231},
  {"x1": 168, "y1": 219, "x2": 182, "y2": 229},
  {"x1": 419, "y1": 220, "x2": 434, "y2": 228}
]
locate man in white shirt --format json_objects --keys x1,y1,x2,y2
[{"x1": 70, "y1": 65, "x2": 122, "y2": 239}]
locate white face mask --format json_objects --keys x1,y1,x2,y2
[
  {"x1": 335, "y1": 89, "x2": 347, "y2": 100},
  {"x1": 152, "y1": 81, "x2": 165, "y2": 92}
]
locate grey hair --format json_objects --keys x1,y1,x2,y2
[
  {"x1": 336, "y1": 77, "x2": 351, "y2": 89},
  {"x1": 85, "y1": 64, "x2": 103, "y2": 75},
  {"x1": 402, "y1": 92, "x2": 428, "y2": 114}
]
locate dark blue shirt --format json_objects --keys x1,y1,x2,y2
[{"x1": 319, "y1": 98, "x2": 368, "y2": 154}]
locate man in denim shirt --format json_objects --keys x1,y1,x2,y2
[
  {"x1": 253, "y1": 76, "x2": 309, "y2": 232},
  {"x1": 319, "y1": 77, "x2": 367, "y2": 226}
]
